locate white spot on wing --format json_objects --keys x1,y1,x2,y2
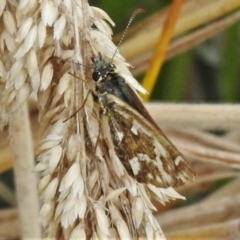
[
  {"x1": 176, "y1": 171, "x2": 191, "y2": 183},
  {"x1": 116, "y1": 131, "x2": 123, "y2": 142},
  {"x1": 131, "y1": 124, "x2": 138, "y2": 135},
  {"x1": 153, "y1": 138, "x2": 167, "y2": 158},
  {"x1": 147, "y1": 173, "x2": 153, "y2": 179},
  {"x1": 137, "y1": 151, "x2": 173, "y2": 185},
  {"x1": 129, "y1": 157, "x2": 141, "y2": 176},
  {"x1": 175, "y1": 156, "x2": 183, "y2": 166}
]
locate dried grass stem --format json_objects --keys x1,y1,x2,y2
[
  {"x1": 147, "y1": 103, "x2": 240, "y2": 130},
  {"x1": 9, "y1": 103, "x2": 41, "y2": 238}
]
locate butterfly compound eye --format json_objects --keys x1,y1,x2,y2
[{"x1": 92, "y1": 71, "x2": 101, "y2": 82}]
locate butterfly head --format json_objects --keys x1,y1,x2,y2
[{"x1": 91, "y1": 53, "x2": 116, "y2": 83}]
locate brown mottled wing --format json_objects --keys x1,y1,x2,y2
[{"x1": 106, "y1": 95, "x2": 195, "y2": 188}]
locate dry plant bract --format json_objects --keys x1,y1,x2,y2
[{"x1": 0, "y1": 0, "x2": 193, "y2": 239}]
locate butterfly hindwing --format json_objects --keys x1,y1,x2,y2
[{"x1": 101, "y1": 94, "x2": 195, "y2": 188}]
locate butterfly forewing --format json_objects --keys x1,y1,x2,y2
[{"x1": 101, "y1": 94, "x2": 195, "y2": 188}]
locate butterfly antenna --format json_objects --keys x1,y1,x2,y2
[{"x1": 110, "y1": 8, "x2": 145, "y2": 63}]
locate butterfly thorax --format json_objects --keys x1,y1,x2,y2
[{"x1": 91, "y1": 55, "x2": 132, "y2": 105}]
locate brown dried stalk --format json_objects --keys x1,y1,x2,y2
[
  {"x1": 147, "y1": 103, "x2": 240, "y2": 130},
  {"x1": 165, "y1": 218, "x2": 240, "y2": 240},
  {"x1": 119, "y1": 0, "x2": 240, "y2": 64},
  {"x1": 0, "y1": 209, "x2": 20, "y2": 239},
  {"x1": 165, "y1": 128, "x2": 240, "y2": 153},
  {"x1": 157, "y1": 179, "x2": 240, "y2": 235},
  {"x1": 131, "y1": 8, "x2": 240, "y2": 75}
]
